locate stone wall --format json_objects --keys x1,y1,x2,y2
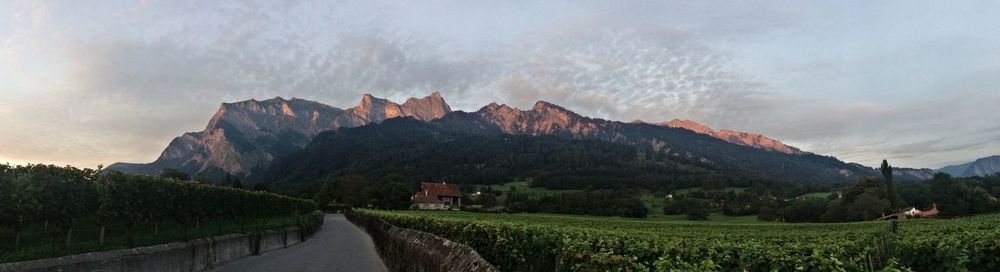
[
  {"x1": 0, "y1": 226, "x2": 309, "y2": 272},
  {"x1": 346, "y1": 211, "x2": 497, "y2": 272}
]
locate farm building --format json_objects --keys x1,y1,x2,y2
[
  {"x1": 411, "y1": 182, "x2": 463, "y2": 210},
  {"x1": 916, "y1": 204, "x2": 939, "y2": 218},
  {"x1": 902, "y1": 207, "x2": 922, "y2": 217}
]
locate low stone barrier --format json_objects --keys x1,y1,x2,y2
[
  {"x1": 0, "y1": 226, "x2": 310, "y2": 272},
  {"x1": 346, "y1": 211, "x2": 497, "y2": 272}
]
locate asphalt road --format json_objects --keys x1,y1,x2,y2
[{"x1": 212, "y1": 214, "x2": 388, "y2": 272}]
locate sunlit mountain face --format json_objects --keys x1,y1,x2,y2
[{"x1": 108, "y1": 93, "x2": 451, "y2": 179}]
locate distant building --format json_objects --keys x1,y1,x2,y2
[
  {"x1": 411, "y1": 182, "x2": 462, "y2": 210},
  {"x1": 916, "y1": 204, "x2": 939, "y2": 218},
  {"x1": 902, "y1": 207, "x2": 922, "y2": 217}
]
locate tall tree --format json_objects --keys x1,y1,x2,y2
[
  {"x1": 881, "y1": 159, "x2": 899, "y2": 211},
  {"x1": 371, "y1": 174, "x2": 414, "y2": 210}
]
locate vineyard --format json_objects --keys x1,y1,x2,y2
[
  {"x1": 356, "y1": 210, "x2": 1000, "y2": 271},
  {"x1": 0, "y1": 164, "x2": 318, "y2": 263}
]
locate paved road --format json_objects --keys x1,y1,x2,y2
[{"x1": 212, "y1": 214, "x2": 387, "y2": 272}]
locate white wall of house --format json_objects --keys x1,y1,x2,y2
[{"x1": 415, "y1": 203, "x2": 445, "y2": 210}]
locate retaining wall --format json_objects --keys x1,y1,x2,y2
[
  {"x1": 0, "y1": 226, "x2": 309, "y2": 272},
  {"x1": 346, "y1": 211, "x2": 497, "y2": 272}
]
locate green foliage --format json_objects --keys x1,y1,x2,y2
[
  {"x1": 663, "y1": 196, "x2": 711, "y2": 221},
  {"x1": 358, "y1": 210, "x2": 895, "y2": 271},
  {"x1": 720, "y1": 192, "x2": 759, "y2": 216},
  {"x1": 783, "y1": 197, "x2": 828, "y2": 223},
  {"x1": 881, "y1": 160, "x2": 900, "y2": 210},
  {"x1": 0, "y1": 164, "x2": 316, "y2": 250},
  {"x1": 898, "y1": 173, "x2": 1000, "y2": 217},
  {"x1": 685, "y1": 205, "x2": 710, "y2": 220},
  {"x1": 508, "y1": 191, "x2": 649, "y2": 218},
  {"x1": 359, "y1": 210, "x2": 1000, "y2": 271},
  {"x1": 158, "y1": 168, "x2": 190, "y2": 181},
  {"x1": 370, "y1": 174, "x2": 414, "y2": 210}
]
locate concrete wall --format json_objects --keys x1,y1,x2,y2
[
  {"x1": 346, "y1": 211, "x2": 497, "y2": 272},
  {"x1": 0, "y1": 227, "x2": 310, "y2": 272}
]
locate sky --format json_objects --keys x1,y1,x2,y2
[{"x1": 1, "y1": 0, "x2": 998, "y2": 170}]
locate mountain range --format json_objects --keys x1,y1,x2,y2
[
  {"x1": 938, "y1": 156, "x2": 1000, "y2": 177},
  {"x1": 108, "y1": 92, "x2": 450, "y2": 178},
  {"x1": 112, "y1": 92, "x2": 958, "y2": 186}
]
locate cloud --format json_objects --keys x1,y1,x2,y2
[{"x1": 1, "y1": 0, "x2": 997, "y2": 170}]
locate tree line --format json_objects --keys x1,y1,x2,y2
[{"x1": 662, "y1": 160, "x2": 1000, "y2": 222}]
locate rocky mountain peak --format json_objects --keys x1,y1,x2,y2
[
  {"x1": 351, "y1": 92, "x2": 451, "y2": 123},
  {"x1": 400, "y1": 92, "x2": 451, "y2": 121},
  {"x1": 109, "y1": 92, "x2": 452, "y2": 179},
  {"x1": 657, "y1": 119, "x2": 802, "y2": 155},
  {"x1": 661, "y1": 119, "x2": 718, "y2": 136}
]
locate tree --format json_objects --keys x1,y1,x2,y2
[
  {"x1": 231, "y1": 177, "x2": 244, "y2": 189},
  {"x1": 927, "y1": 173, "x2": 1000, "y2": 217},
  {"x1": 663, "y1": 196, "x2": 711, "y2": 220},
  {"x1": 844, "y1": 190, "x2": 890, "y2": 221},
  {"x1": 686, "y1": 203, "x2": 711, "y2": 221},
  {"x1": 313, "y1": 177, "x2": 338, "y2": 208},
  {"x1": 194, "y1": 173, "x2": 211, "y2": 184},
  {"x1": 0, "y1": 165, "x2": 39, "y2": 249},
  {"x1": 159, "y1": 168, "x2": 190, "y2": 181},
  {"x1": 881, "y1": 160, "x2": 899, "y2": 211},
  {"x1": 783, "y1": 197, "x2": 828, "y2": 223},
  {"x1": 221, "y1": 173, "x2": 232, "y2": 187},
  {"x1": 371, "y1": 174, "x2": 414, "y2": 210},
  {"x1": 721, "y1": 192, "x2": 758, "y2": 216},
  {"x1": 251, "y1": 183, "x2": 269, "y2": 191},
  {"x1": 336, "y1": 175, "x2": 371, "y2": 207}
]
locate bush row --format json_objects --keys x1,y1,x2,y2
[{"x1": 0, "y1": 164, "x2": 316, "y2": 249}]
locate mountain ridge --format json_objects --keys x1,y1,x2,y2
[
  {"x1": 654, "y1": 119, "x2": 804, "y2": 155},
  {"x1": 111, "y1": 92, "x2": 890, "y2": 184},
  {"x1": 938, "y1": 155, "x2": 1000, "y2": 177},
  {"x1": 108, "y1": 93, "x2": 451, "y2": 178}
]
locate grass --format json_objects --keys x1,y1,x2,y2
[
  {"x1": 0, "y1": 215, "x2": 302, "y2": 263},
  {"x1": 799, "y1": 192, "x2": 833, "y2": 199}
]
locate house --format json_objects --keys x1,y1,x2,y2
[
  {"x1": 902, "y1": 207, "x2": 922, "y2": 217},
  {"x1": 916, "y1": 204, "x2": 939, "y2": 218},
  {"x1": 411, "y1": 182, "x2": 463, "y2": 210}
]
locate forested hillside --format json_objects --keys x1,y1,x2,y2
[{"x1": 253, "y1": 115, "x2": 844, "y2": 197}]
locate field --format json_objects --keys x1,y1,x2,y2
[{"x1": 357, "y1": 209, "x2": 1000, "y2": 271}]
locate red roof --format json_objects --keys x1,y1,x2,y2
[
  {"x1": 917, "y1": 204, "x2": 940, "y2": 218},
  {"x1": 411, "y1": 182, "x2": 462, "y2": 204}
]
